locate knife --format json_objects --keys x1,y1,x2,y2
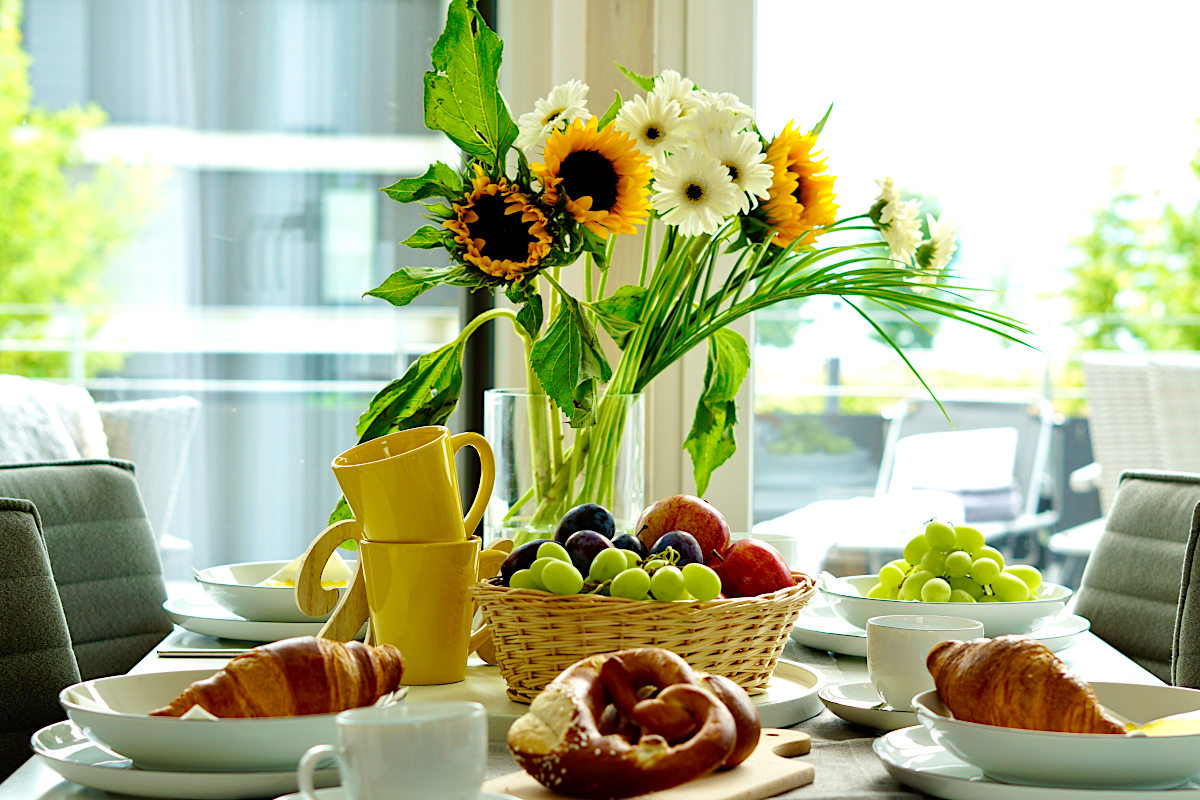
[{"x1": 156, "y1": 647, "x2": 249, "y2": 658}]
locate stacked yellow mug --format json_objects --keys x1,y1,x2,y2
[{"x1": 332, "y1": 426, "x2": 497, "y2": 685}]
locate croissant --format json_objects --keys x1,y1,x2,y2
[
  {"x1": 150, "y1": 636, "x2": 404, "y2": 718},
  {"x1": 926, "y1": 635, "x2": 1125, "y2": 734}
]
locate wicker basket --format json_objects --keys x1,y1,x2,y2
[{"x1": 470, "y1": 571, "x2": 816, "y2": 703}]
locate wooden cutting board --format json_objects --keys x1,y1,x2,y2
[{"x1": 483, "y1": 728, "x2": 813, "y2": 800}]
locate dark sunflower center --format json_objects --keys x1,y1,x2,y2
[
  {"x1": 792, "y1": 175, "x2": 807, "y2": 203},
  {"x1": 470, "y1": 193, "x2": 535, "y2": 264},
  {"x1": 644, "y1": 125, "x2": 662, "y2": 142},
  {"x1": 558, "y1": 149, "x2": 619, "y2": 212},
  {"x1": 685, "y1": 182, "x2": 705, "y2": 202}
]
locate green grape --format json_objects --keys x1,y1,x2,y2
[
  {"x1": 870, "y1": 583, "x2": 900, "y2": 599},
  {"x1": 589, "y1": 548, "x2": 629, "y2": 583},
  {"x1": 610, "y1": 567, "x2": 651, "y2": 600},
  {"x1": 920, "y1": 550, "x2": 947, "y2": 575},
  {"x1": 886, "y1": 558, "x2": 912, "y2": 573},
  {"x1": 536, "y1": 542, "x2": 571, "y2": 563},
  {"x1": 878, "y1": 563, "x2": 906, "y2": 589},
  {"x1": 867, "y1": 582, "x2": 889, "y2": 599},
  {"x1": 650, "y1": 566, "x2": 685, "y2": 601},
  {"x1": 529, "y1": 556, "x2": 557, "y2": 585},
  {"x1": 541, "y1": 560, "x2": 584, "y2": 595},
  {"x1": 903, "y1": 535, "x2": 931, "y2": 566},
  {"x1": 993, "y1": 571, "x2": 1032, "y2": 602},
  {"x1": 924, "y1": 519, "x2": 957, "y2": 551},
  {"x1": 509, "y1": 569, "x2": 542, "y2": 591},
  {"x1": 681, "y1": 563, "x2": 722, "y2": 602},
  {"x1": 899, "y1": 569, "x2": 935, "y2": 601},
  {"x1": 1006, "y1": 564, "x2": 1043, "y2": 594},
  {"x1": 920, "y1": 577, "x2": 952, "y2": 602},
  {"x1": 970, "y1": 557, "x2": 1001, "y2": 586},
  {"x1": 949, "y1": 589, "x2": 977, "y2": 603},
  {"x1": 978, "y1": 593, "x2": 1000, "y2": 603},
  {"x1": 622, "y1": 549, "x2": 642, "y2": 568},
  {"x1": 977, "y1": 546, "x2": 1006, "y2": 570},
  {"x1": 944, "y1": 550, "x2": 973, "y2": 578},
  {"x1": 643, "y1": 558, "x2": 666, "y2": 573},
  {"x1": 948, "y1": 575, "x2": 986, "y2": 600},
  {"x1": 954, "y1": 525, "x2": 986, "y2": 554}
]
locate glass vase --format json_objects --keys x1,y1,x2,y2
[{"x1": 483, "y1": 388, "x2": 645, "y2": 545}]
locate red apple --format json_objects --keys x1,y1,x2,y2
[
  {"x1": 712, "y1": 538, "x2": 795, "y2": 597},
  {"x1": 634, "y1": 494, "x2": 731, "y2": 564}
]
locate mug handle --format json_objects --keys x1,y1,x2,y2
[
  {"x1": 450, "y1": 432, "x2": 495, "y2": 536},
  {"x1": 297, "y1": 744, "x2": 342, "y2": 800}
]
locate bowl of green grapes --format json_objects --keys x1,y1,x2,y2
[{"x1": 819, "y1": 519, "x2": 1072, "y2": 636}]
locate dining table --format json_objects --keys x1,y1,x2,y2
[{"x1": 0, "y1": 603, "x2": 1165, "y2": 800}]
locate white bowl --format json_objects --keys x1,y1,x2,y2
[
  {"x1": 819, "y1": 574, "x2": 1071, "y2": 636},
  {"x1": 194, "y1": 560, "x2": 356, "y2": 623},
  {"x1": 914, "y1": 683, "x2": 1200, "y2": 789},
  {"x1": 60, "y1": 669, "x2": 344, "y2": 772}
]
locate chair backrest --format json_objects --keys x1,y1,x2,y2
[
  {"x1": 1074, "y1": 470, "x2": 1200, "y2": 682},
  {"x1": 0, "y1": 498, "x2": 81, "y2": 780},
  {"x1": 874, "y1": 394, "x2": 1056, "y2": 523},
  {"x1": 0, "y1": 460, "x2": 173, "y2": 680}
]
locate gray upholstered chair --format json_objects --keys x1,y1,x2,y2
[
  {"x1": 0, "y1": 460, "x2": 173, "y2": 681},
  {"x1": 1170, "y1": 502, "x2": 1200, "y2": 689},
  {"x1": 1074, "y1": 470, "x2": 1200, "y2": 682},
  {"x1": 0, "y1": 498, "x2": 81, "y2": 780}
]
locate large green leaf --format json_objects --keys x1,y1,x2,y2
[
  {"x1": 355, "y1": 338, "x2": 466, "y2": 442},
  {"x1": 424, "y1": 0, "x2": 517, "y2": 167},
  {"x1": 684, "y1": 328, "x2": 750, "y2": 494},
  {"x1": 506, "y1": 280, "x2": 543, "y2": 339},
  {"x1": 618, "y1": 64, "x2": 655, "y2": 92},
  {"x1": 366, "y1": 267, "x2": 457, "y2": 307},
  {"x1": 588, "y1": 285, "x2": 645, "y2": 349},
  {"x1": 530, "y1": 295, "x2": 612, "y2": 427},
  {"x1": 402, "y1": 225, "x2": 451, "y2": 250},
  {"x1": 381, "y1": 161, "x2": 463, "y2": 204}
]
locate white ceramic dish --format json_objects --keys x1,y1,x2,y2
[
  {"x1": 32, "y1": 719, "x2": 340, "y2": 799},
  {"x1": 791, "y1": 600, "x2": 1089, "y2": 657},
  {"x1": 164, "y1": 596, "x2": 329, "y2": 642},
  {"x1": 194, "y1": 560, "x2": 356, "y2": 623},
  {"x1": 913, "y1": 683, "x2": 1200, "y2": 789},
  {"x1": 818, "y1": 681, "x2": 918, "y2": 731},
  {"x1": 274, "y1": 790, "x2": 521, "y2": 800},
  {"x1": 819, "y1": 573, "x2": 1072, "y2": 636},
  {"x1": 60, "y1": 669, "x2": 351, "y2": 772},
  {"x1": 874, "y1": 725, "x2": 1200, "y2": 800}
]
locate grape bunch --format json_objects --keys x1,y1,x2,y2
[
  {"x1": 867, "y1": 519, "x2": 1043, "y2": 603},
  {"x1": 497, "y1": 503, "x2": 724, "y2": 602}
]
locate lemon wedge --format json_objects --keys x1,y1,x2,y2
[{"x1": 1134, "y1": 710, "x2": 1200, "y2": 736}]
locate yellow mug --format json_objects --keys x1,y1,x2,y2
[
  {"x1": 332, "y1": 426, "x2": 495, "y2": 543},
  {"x1": 359, "y1": 537, "x2": 507, "y2": 685}
]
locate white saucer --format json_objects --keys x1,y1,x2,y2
[
  {"x1": 874, "y1": 725, "x2": 1200, "y2": 800},
  {"x1": 274, "y1": 789, "x2": 520, "y2": 800},
  {"x1": 818, "y1": 681, "x2": 918, "y2": 731},
  {"x1": 792, "y1": 601, "x2": 1090, "y2": 657},
  {"x1": 163, "y1": 596, "x2": 327, "y2": 642},
  {"x1": 32, "y1": 719, "x2": 339, "y2": 799}
]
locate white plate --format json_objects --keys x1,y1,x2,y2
[
  {"x1": 874, "y1": 725, "x2": 1200, "y2": 800},
  {"x1": 164, "y1": 596, "x2": 328, "y2": 642},
  {"x1": 194, "y1": 560, "x2": 356, "y2": 623},
  {"x1": 791, "y1": 600, "x2": 1090, "y2": 657},
  {"x1": 274, "y1": 789, "x2": 521, "y2": 800},
  {"x1": 818, "y1": 681, "x2": 918, "y2": 731},
  {"x1": 32, "y1": 719, "x2": 340, "y2": 799}
]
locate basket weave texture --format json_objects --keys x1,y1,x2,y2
[{"x1": 471, "y1": 571, "x2": 816, "y2": 703}]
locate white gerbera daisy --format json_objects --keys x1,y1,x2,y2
[
  {"x1": 875, "y1": 176, "x2": 902, "y2": 213},
  {"x1": 698, "y1": 129, "x2": 772, "y2": 213},
  {"x1": 683, "y1": 89, "x2": 755, "y2": 129},
  {"x1": 651, "y1": 69, "x2": 696, "y2": 109},
  {"x1": 879, "y1": 199, "x2": 923, "y2": 264},
  {"x1": 650, "y1": 149, "x2": 742, "y2": 236},
  {"x1": 516, "y1": 79, "x2": 590, "y2": 158},
  {"x1": 915, "y1": 213, "x2": 958, "y2": 271},
  {"x1": 614, "y1": 93, "x2": 684, "y2": 165}
]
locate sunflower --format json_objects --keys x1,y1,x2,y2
[
  {"x1": 534, "y1": 117, "x2": 652, "y2": 238},
  {"x1": 760, "y1": 121, "x2": 839, "y2": 248},
  {"x1": 443, "y1": 165, "x2": 553, "y2": 282}
]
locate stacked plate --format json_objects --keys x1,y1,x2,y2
[{"x1": 164, "y1": 561, "x2": 356, "y2": 642}]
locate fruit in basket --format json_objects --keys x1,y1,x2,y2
[
  {"x1": 555, "y1": 503, "x2": 616, "y2": 543},
  {"x1": 564, "y1": 530, "x2": 615, "y2": 574},
  {"x1": 588, "y1": 548, "x2": 629, "y2": 583},
  {"x1": 611, "y1": 532, "x2": 648, "y2": 559},
  {"x1": 712, "y1": 538, "x2": 795, "y2": 598},
  {"x1": 649, "y1": 531, "x2": 703, "y2": 566},
  {"x1": 542, "y1": 560, "x2": 585, "y2": 595},
  {"x1": 650, "y1": 565, "x2": 686, "y2": 601},
  {"x1": 499, "y1": 539, "x2": 552, "y2": 586},
  {"x1": 635, "y1": 494, "x2": 730, "y2": 564},
  {"x1": 610, "y1": 566, "x2": 652, "y2": 600},
  {"x1": 681, "y1": 562, "x2": 722, "y2": 602}
]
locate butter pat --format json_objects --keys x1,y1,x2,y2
[{"x1": 258, "y1": 550, "x2": 354, "y2": 588}]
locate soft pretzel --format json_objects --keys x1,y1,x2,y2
[{"x1": 507, "y1": 648, "x2": 760, "y2": 799}]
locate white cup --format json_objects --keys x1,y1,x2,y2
[
  {"x1": 866, "y1": 614, "x2": 984, "y2": 711},
  {"x1": 297, "y1": 701, "x2": 486, "y2": 800}
]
